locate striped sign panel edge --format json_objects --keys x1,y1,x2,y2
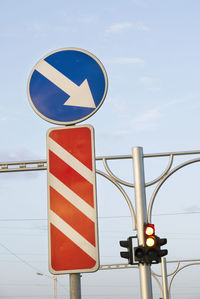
[{"x1": 46, "y1": 125, "x2": 99, "y2": 274}]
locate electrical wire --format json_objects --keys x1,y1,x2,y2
[
  {"x1": 0, "y1": 210, "x2": 199, "y2": 222},
  {"x1": 0, "y1": 242, "x2": 41, "y2": 273}
]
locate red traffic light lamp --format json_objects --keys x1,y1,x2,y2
[{"x1": 144, "y1": 224, "x2": 155, "y2": 236}]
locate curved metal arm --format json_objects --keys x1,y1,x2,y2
[
  {"x1": 102, "y1": 155, "x2": 174, "y2": 188},
  {"x1": 168, "y1": 262, "x2": 200, "y2": 298},
  {"x1": 145, "y1": 154, "x2": 174, "y2": 187},
  {"x1": 102, "y1": 158, "x2": 135, "y2": 187},
  {"x1": 151, "y1": 261, "x2": 180, "y2": 278},
  {"x1": 148, "y1": 158, "x2": 200, "y2": 223},
  {"x1": 167, "y1": 261, "x2": 181, "y2": 277},
  {"x1": 96, "y1": 169, "x2": 136, "y2": 230},
  {"x1": 151, "y1": 271, "x2": 164, "y2": 298}
]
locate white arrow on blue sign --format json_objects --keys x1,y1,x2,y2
[{"x1": 27, "y1": 48, "x2": 108, "y2": 125}]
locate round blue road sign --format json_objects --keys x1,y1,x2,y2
[{"x1": 27, "y1": 48, "x2": 108, "y2": 125}]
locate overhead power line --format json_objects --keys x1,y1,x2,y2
[
  {"x1": 0, "y1": 211, "x2": 199, "y2": 222},
  {"x1": 0, "y1": 242, "x2": 40, "y2": 273}
]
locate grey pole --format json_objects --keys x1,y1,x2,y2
[
  {"x1": 70, "y1": 273, "x2": 81, "y2": 299},
  {"x1": 161, "y1": 258, "x2": 169, "y2": 299},
  {"x1": 36, "y1": 272, "x2": 57, "y2": 299},
  {"x1": 133, "y1": 147, "x2": 153, "y2": 299},
  {"x1": 53, "y1": 276, "x2": 57, "y2": 299}
]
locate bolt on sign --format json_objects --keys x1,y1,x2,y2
[{"x1": 47, "y1": 125, "x2": 99, "y2": 274}]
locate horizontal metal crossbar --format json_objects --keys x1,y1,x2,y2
[
  {"x1": 99, "y1": 263, "x2": 138, "y2": 270},
  {"x1": 97, "y1": 149, "x2": 200, "y2": 160},
  {"x1": 99, "y1": 259, "x2": 200, "y2": 270},
  {"x1": 0, "y1": 160, "x2": 47, "y2": 172},
  {"x1": 1, "y1": 149, "x2": 200, "y2": 173}
]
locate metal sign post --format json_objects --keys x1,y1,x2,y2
[
  {"x1": 133, "y1": 147, "x2": 153, "y2": 299},
  {"x1": 70, "y1": 274, "x2": 81, "y2": 299}
]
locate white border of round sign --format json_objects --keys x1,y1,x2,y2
[{"x1": 27, "y1": 47, "x2": 108, "y2": 125}]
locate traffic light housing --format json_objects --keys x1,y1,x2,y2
[
  {"x1": 134, "y1": 224, "x2": 168, "y2": 265},
  {"x1": 119, "y1": 237, "x2": 133, "y2": 265},
  {"x1": 157, "y1": 237, "x2": 168, "y2": 259}
]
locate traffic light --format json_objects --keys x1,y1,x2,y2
[
  {"x1": 157, "y1": 237, "x2": 168, "y2": 259},
  {"x1": 134, "y1": 224, "x2": 168, "y2": 265},
  {"x1": 119, "y1": 237, "x2": 133, "y2": 265}
]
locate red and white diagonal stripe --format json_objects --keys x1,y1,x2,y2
[{"x1": 47, "y1": 125, "x2": 99, "y2": 274}]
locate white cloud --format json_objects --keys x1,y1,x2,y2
[
  {"x1": 135, "y1": 22, "x2": 150, "y2": 32},
  {"x1": 105, "y1": 21, "x2": 149, "y2": 34},
  {"x1": 98, "y1": 130, "x2": 129, "y2": 142},
  {"x1": 78, "y1": 14, "x2": 97, "y2": 24},
  {"x1": 107, "y1": 57, "x2": 144, "y2": 65},
  {"x1": 139, "y1": 76, "x2": 154, "y2": 85},
  {"x1": 129, "y1": 97, "x2": 192, "y2": 133},
  {"x1": 131, "y1": 108, "x2": 162, "y2": 131},
  {"x1": 25, "y1": 22, "x2": 48, "y2": 38},
  {"x1": 0, "y1": 147, "x2": 41, "y2": 162},
  {"x1": 109, "y1": 97, "x2": 129, "y2": 119},
  {"x1": 131, "y1": 0, "x2": 147, "y2": 8},
  {"x1": 106, "y1": 22, "x2": 132, "y2": 33},
  {"x1": 139, "y1": 76, "x2": 160, "y2": 92},
  {"x1": 109, "y1": 94, "x2": 193, "y2": 134},
  {"x1": 110, "y1": 98, "x2": 162, "y2": 133}
]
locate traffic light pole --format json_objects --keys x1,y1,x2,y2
[
  {"x1": 133, "y1": 147, "x2": 153, "y2": 299},
  {"x1": 161, "y1": 258, "x2": 169, "y2": 299}
]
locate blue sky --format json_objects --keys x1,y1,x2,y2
[{"x1": 0, "y1": 0, "x2": 200, "y2": 298}]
